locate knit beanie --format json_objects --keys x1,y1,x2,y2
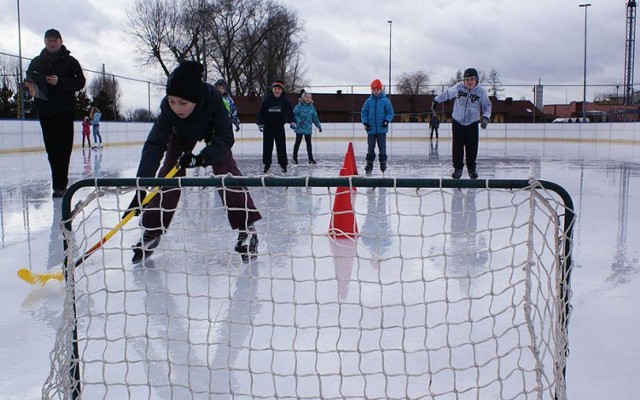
[
  {"x1": 370, "y1": 79, "x2": 383, "y2": 90},
  {"x1": 464, "y1": 68, "x2": 479, "y2": 80},
  {"x1": 214, "y1": 79, "x2": 227, "y2": 89},
  {"x1": 166, "y1": 61, "x2": 204, "y2": 103},
  {"x1": 272, "y1": 81, "x2": 285, "y2": 90}
]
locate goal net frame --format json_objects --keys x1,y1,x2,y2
[{"x1": 42, "y1": 176, "x2": 575, "y2": 400}]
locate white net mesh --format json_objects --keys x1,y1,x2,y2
[{"x1": 42, "y1": 178, "x2": 573, "y2": 400}]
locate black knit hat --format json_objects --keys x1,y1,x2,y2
[
  {"x1": 166, "y1": 61, "x2": 204, "y2": 103},
  {"x1": 463, "y1": 68, "x2": 478, "y2": 80},
  {"x1": 44, "y1": 29, "x2": 62, "y2": 39}
]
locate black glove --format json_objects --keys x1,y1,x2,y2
[
  {"x1": 258, "y1": 124, "x2": 264, "y2": 132},
  {"x1": 382, "y1": 120, "x2": 389, "y2": 128},
  {"x1": 234, "y1": 124, "x2": 240, "y2": 132},
  {"x1": 364, "y1": 123, "x2": 371, "y2": 131},
  {"x1": 289, "y1": 122, "x2": 297, "y2": 130},
  {"x1": 318, "y1": 128, "x2": 322, "y2": 133},
  {"x1": 178, "y1": 151, "x2": 205, "y2": 169},
  {"x1": 124, "y1": 190, "x2": 148, "y2": 218},
  {"x1": 480, "y1": 117, "x2": 489, "y2": 129}
]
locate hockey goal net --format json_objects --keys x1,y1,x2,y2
[{"x1": 42, "y1": 176, "x2": 574, "y2": 400}]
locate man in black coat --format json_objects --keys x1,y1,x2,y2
[{"x1": 25, "y1": 29, "x2": 86, "y2": 197}]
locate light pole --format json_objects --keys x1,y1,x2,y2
[
  {"x1": 17, "y1": 0, "x2": 24, "y2": 119},
  {"x1": 579, "y1": 3, "x2": 591, "y2": 123},
  {"x1": 387, "y1": 20, "x2": 392, "y2": 95}
]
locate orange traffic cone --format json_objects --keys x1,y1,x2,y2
[
  {"x1": 328, "y1": 168, "x2": 358, "y2": 238},
  {"x1": 341, "y1": 142, "x2": 358, "y2": 176}
]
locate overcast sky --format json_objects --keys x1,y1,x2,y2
[{"x1": 0, "y1": 0, "x2": 631, "y2": 112}]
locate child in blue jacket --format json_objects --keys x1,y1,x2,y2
[
  {"x1": 293, "y1": 91, "x2": 322, "y2": 164},
  {"x1": 361, "y1": 79, "x2": 394, "y2": 173}
]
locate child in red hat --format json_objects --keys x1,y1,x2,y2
[{"x1": 361, "y1": 79, "x2": 394, "y2": 174}]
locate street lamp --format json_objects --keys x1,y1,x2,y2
[
  {"x1": 387, "y1": 20, "x2": 392, "y2": 95},
  {"x1": 17, "y1": 0, "x2": 24, "y2": 119},
  {"x1": 579, "y1": 3, "x2": 591, "y2": 123}
]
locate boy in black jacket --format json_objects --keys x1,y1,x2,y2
[
  {"x1": 128, "y1": 61, "x2": 261, "y2": 263},
  {"x1": 256, "y1": 81, "x2": 296, "y2": 173}
]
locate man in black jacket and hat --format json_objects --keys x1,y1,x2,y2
[{"x1": 25, "y1": 28, "x2": 86, "y2": 197}]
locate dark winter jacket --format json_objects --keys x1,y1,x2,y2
[
  {"x1": 430, "y1": 115, "x2": 440, "y2": 129},
  {"x1": 361, "y1": 91, "x2": 394, "y2": 135},
  {"x1": 26, "y1": 45, "x2": 85, "y2": 116},
  {"x1": 136, "y1": 83, "x2": 234, "y2": 178},
  {"x1": 256, "y1": 93, "x2": 295, "y2": 129}
]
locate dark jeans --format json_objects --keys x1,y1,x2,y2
[
  {"x1": 451, "y1": 119, "x2": 479, "y2": 171},
  {"x1": 293, "y1": 134, "x2": 313, "y2": 159},
  {"x1": 141, "y1": 135, "x2": 262, "y2": 234},
  {"x1": 365, "y1": 134, "x2": 387, "y2": 163},
  {"x1": 39, "y1": 113, "x2": 74, "y2": 190},
  {"x1": 262, "y1": 127, "x2": 288, "y2": 168}
]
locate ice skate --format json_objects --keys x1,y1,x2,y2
[
  {"x1": 468, "y1": 169, "x2": 478, "y2": 179},
  {"x1": 308, "y1": 157, "x2": 316, "y2": 165},
  {"x1": 380, "y1": 162, "x2": 387, "y2": 172},
  {"x1": 235, "y1": 226, "x2": 259, "y2": 263},
  {"x1": 132, "y1": 232, "x2": 161, "y2": 264},
  {"x1": 451, "y1": 169, "x2": 463, "y2": 179},
  {"x1": 365, "y1": 162, "x2": 373, "y2": 174}
]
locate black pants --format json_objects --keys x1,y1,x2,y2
[
  {"x1": 451, "y1": 119, "x2": 479, "y2": 171},
  {"x1": 141, "y1": 135, "x2": 262, "y2": 233},
  {"x1": 262, "y1": 127, "x2": 288, "y2": 168},
  {"x1": 39, "y1": 113, "x2": 74, "y2": 190},
  {"x1": 293, "y1": 134, "x2": 313, "y2": 160},
  {"x1": 430, "y1": 127, "x2": 439, "y2": 139}
]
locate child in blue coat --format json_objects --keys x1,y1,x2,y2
[
  {"x1": 293, "y1": 91, "x2": 322, "y2": 164},
  {"x1": 361, "y1": 79, "x2": 394, "y2": 173}
]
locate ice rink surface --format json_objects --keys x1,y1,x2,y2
[{"x1": 0, "y1": 137, "x2": 638, "y2": 399}]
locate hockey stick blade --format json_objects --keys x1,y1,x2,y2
[{"x1": 17, "y1": 164, "x2": 181, "y2": 286}]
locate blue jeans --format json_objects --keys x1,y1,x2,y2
[
  {"x1": 366, "y1": 134, "x2": 387, "y2": 163},
  {"x1": 92, "y1": 124, "x2": 102, "y2": 144}
]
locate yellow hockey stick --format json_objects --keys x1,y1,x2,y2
[{"x1": 17, "y1": 164, "x2": 181, "y2": 286}]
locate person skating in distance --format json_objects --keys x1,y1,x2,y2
[
  {"x1": 361, "y1": 79, "x2": 394, "y2": 174},
  {"x1": 432, "y1": 68, "x2": 492, "y2": 179}
]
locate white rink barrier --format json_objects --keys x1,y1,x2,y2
[{"x1": 2, "y1": 120, "x2": 640, "y2": 153}]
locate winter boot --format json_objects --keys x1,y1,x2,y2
[
  {"x1": 451, "y1": 168, "x2": 463, "y2": 179},
  {"x1": 132, "y1": 231, "x2": 162, "y2": 264}
]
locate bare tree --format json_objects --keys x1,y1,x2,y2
[
  {"x1": 396, "y1": 71, "x2": 431, "y2": 95},
  {"x1": 125, "y1": 0, "x2": 306, "y2": 95},
  {"x1": 89, "y1": 72, "x2": 123, "y2": 120},
  {"x1": 486, "y1": 68, "x2": 504, "y2": 99}
]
